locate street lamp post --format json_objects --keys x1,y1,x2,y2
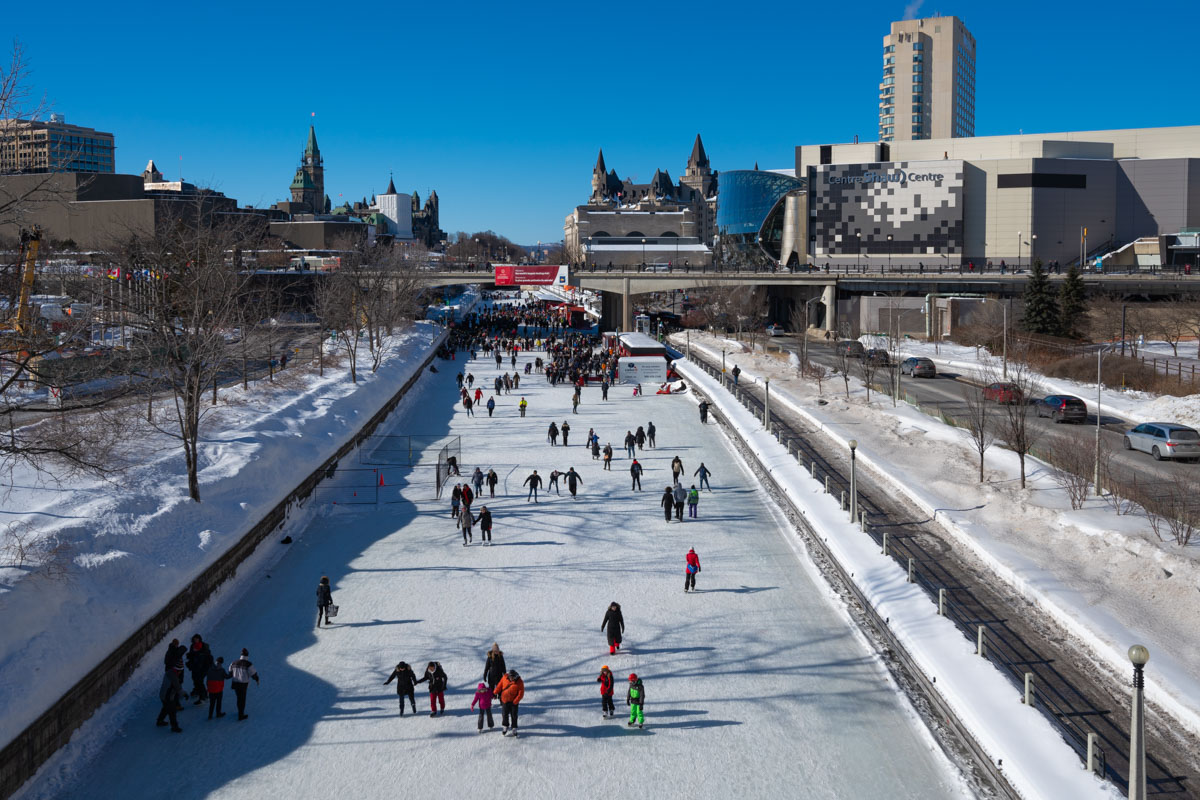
[
  {"x1": 722, "y1": 349, "x2": 727, "y2": 386},
  {"x1": 1128, "y1": 645, "x2": 1150, "y2": 800},
  {"x1": 1030, "y1": 234, "x2": 1037, "y2": 269},
  {"x1": 641, "y1": 238, "x2": 647, "y2": 269},
  {"x1": 855, "y1": 233, "x2": 861, "y2": 274},
  {"x1": 848, "y1": 439, "x2": 858, "y2": 522},
  {"x1": 1017, "y1": 231, "x2": 1022, "y2": 271},
  {"x1": 887, "y1": 234, "x2": 893, "y2": 273}
]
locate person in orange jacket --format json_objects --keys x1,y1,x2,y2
[{"x1": 495, "y1": 669, "x2": 525, "y2": 737}]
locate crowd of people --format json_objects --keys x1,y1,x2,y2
[{"x1": 156, "y1": 635, "x2": 260, "y2": 732}]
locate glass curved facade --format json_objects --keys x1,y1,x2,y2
[{"x1": 716, "y1": 170, "x2": 806, "y2": 238}]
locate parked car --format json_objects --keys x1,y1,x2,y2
[
  {"x1": 835, "y1": 340, "x2": 865, "y2": 358},
  {"x1": 1034, "y1": 394, "x2": 1088, "y2": 423},
  {"x1": 982, "y1": 382, "x2": 1023, "y2": 404},
  {"x1": 765, "y1": 323, "x2": 786, "y2": 336},
  {"x1": 900, "y1": 357, "x2": 936, "y2": 378},
  {"x1": 865, "y1": 349, "x2": 890, "y2": 365},
  {"x1": 1123, "y1": 423, "x2": 1200, "y2": 461}
]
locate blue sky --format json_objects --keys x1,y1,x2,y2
[{"x1": 7, "y1": 0, "x2": 1196, "y2": 246}]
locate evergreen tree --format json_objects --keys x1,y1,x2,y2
[
  {"x1": 1020, "y1": 258, "x2": 1060, "y2": 335},
  {"x1": 1057, "y1": 263, "x2": 1087, "y2": 338}
]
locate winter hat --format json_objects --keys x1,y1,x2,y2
[
  {"x1": 216, "y1": 656, "x2": 224, "y2": 664},
  {"x1": 628, "y1": 673, "x2": 638, "y2": 682},
  {"x1": 241, "y1": 648, "x2": 249, "y2": 657},
  {"x1": 478, "y1": 682, "x2": 487, "y2": 690},
  {"x1": 601, "y1": 665, "x2": 609, "y2": 671},
  {"x1": 191, "y1": 634, "x2": 202, "y2": 643}
]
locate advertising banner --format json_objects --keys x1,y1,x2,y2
[
  {"x1": 494, "y1": 264, "x2": 569, "y2": 286},
  {"x1": 617, "y1": 356, "x2": 668, "y2": 385}
]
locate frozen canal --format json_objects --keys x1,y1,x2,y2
[{"x1": 22, "y1": 343, "x2": 971, "y2": 800}]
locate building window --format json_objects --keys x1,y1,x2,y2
[
  {"x1": 884, "y1": 55, "x2": 894, "y2": 64},
  {"x1": 883, "y1": 66, "x2": 894, "y2": 76},
  {"x1": 883, "y1": 44, "x2": 895, "y2": 53},
  {"x1": 882, "y1": 77, "x2": 894, "y2": 85},
  {"x1": 912, "y1": 63, "x2": 923, "y2": 72},
  {"x1": 912, "y1": 114, "x2": 922, "y2": 122},
  {"x1": 913, "y1": 42, "x2": 924, "y2": 50}
]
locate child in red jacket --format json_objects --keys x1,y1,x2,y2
[
  {"x1": 471, "y1": 682, "x2": 494, "y2": 732},
  {"x1": 205, "y1": 656, "x2": 229, "y2": 719},
  {"x1": 597, "y1": 666, "x2": 615, "y2": 718}
]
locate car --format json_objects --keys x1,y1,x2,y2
[
  {"x1": 900, "y1": 357, "x2": 936, "y2": 377},
  {"x1": 835, "y1": 340, "x2": 865, "y2": 358},
  {"x1": 1034, "y1": 394, "x2": 1088, "y2": 423},
  {"x1": 765, "y1": 323, "x2": 785, "y2": 337},
  {"x1": 1123, "y1": 423, "x2": 1200, "y2": 461},
  {"x1": 865, "y1": 349, "x2": 890, "y2": 365},
  {"x1": 982, "y1": 382, "x2": 1023, "y2": 404}
]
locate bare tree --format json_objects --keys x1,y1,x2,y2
[
  {"x1": 1044, "y1": 434, "x2": 1093, "y2": 509},
  {"x1": 316, "y1": 267, "x2": 364, "y2": 383},
  {"x1": 959, "y1": 384, "x2": 997, "y2": 483},
  {"x1": 989, "y1": 357, "x2": 1043, "y2": 489},
  {"x1": 1151, "y1": 298, "x2": 1194, "y2": 357},
  {"x1": 804, "y1": 361, "x2": 829, "y2": 396},
  {"x1": 858, "y1": 353, "x2": 878, "y2": 403}
]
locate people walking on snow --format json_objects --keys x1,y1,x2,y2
[
  {"x1": 647, "y1": 421, "x2": 656, "y2": 448},
  {"x1": 624, "y1": 431, "x2": 636, "y2": 458},
  {"x1": 687, "y1": 485, "x2": 700, "y2": 517},
  {"x1": 635, "y1": 426, "x2": 646, "y2": 451},
  {"x1": 731, "y1": 365, "x2": 741, "y2": 385},
  {"x1": 524, "y1": 470, "x2": 542, "y2": 502},
  {"x1": 603, "y1": 443, "x2": 613, "y2": 469},
  {"x1": 417, "y1": 661, "x2": 448, "y2": 716},
  {"x1": 385, "y1": 661, "x2": 418, "y2": 716},
  {"x1": 205, "y1": 657, "x2": 229, "y2": 719},
  {"x1": 627, "y1": 673, "x2": 645, "y2": 728},
  {"x1": 671, "y1": 456, "x2": 684, "y2": 483},
  {"x1": 472, "y1": 467, "x2": 485, "y2": 496},
  {"x1": 460, "y1": 506, "x2": 476, "y2": 546},
  {"x1": 483, "y1": 643, "x2": 506, "y2": 691},
  {"x1": 548, "y1": 421, "x2": 559, "y2": 445},
  {"x1": 487, "y1": 396, "x2": 496, "y2": 416},
  {"x1": 472, "y1": 682, "x2": 495, "y2": 732},
  {"x1": 486, "y1": 468, "x2": 499, "y2": 497},
  {"x1": 156, "y1": 666, "x2": 184, "y2": 733},
  {"x1": 661, "y1": 486, "x2": 674, "y2": 522},
  {"x1": 597, "y1": 666, "x2": 616, "y2": 718},
  {"x1": 561, "y1": 421, "x2": 570, "y2": 446},
  {"x1": 685, "y1": 548, "x2": 702, "y2": 592},
  {"x1": 672, "y1": 483, "x2": 687, "y2": 521},
  {"x1": 698, "y1": 399, "x2": 710, "y2": 424},
  {"x1": 479, "y1": 506, "x2": 493, "y2": 544},
  {"x1": 186, "y1": 635, "x2": 213, "y2": 704},
  {"x1": 601, "y1": 601, "x2": 624, "y2": 655},
  {"x1": 316, "y1": 576, "x2": 335, "y2": 628},
  {"x1": 229, "y1": 648, "x2": 259, "y2": 721},
  {"x1": 630, "y1": 459, "x2": 643, "y2": 491},
  {"x1": 565, "y1": 468, "x2": 582, "y2": 499},
  {"x1": 496, "y1": 669, "x2": 525, "y2": 736},
  {"x1": 694, "y1": 463, "x2": 712, "y2": 491},
  {"x1": 519, "y1": 397, "x2": 527, "y2": 417}
]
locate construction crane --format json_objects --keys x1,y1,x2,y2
[{"x1": 13, "y1": 226, "x2": 43, "y2": 337}]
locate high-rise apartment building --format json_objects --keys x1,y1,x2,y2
[
  {"x1": 879, "y1": 15, "x2": 975, "y2": 143},
  {"x1": 0, "y1": 114, "x2": 115, "y2": 174}
]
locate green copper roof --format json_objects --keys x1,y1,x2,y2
[
  {"x1": 291, "y1": 168, "x2": 316, "y2": 190},
  {"x1": 305, "y1": 125, "x2": 319, "y2": 156}
]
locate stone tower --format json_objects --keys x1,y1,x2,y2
[
  {"x1": 289, "y1": 125, "x2": 325, "y2": 213},
  {"x1": 590, "y1": 149, "x2": 610, "y2": 205}
]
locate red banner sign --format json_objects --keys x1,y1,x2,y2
[{"x1": 494, "y1": 264, "x2": 569, "y2": 286}]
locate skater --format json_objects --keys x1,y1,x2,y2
[
  {"x1": 601, "y1": 601, "x2": 624, "y2": 655},
  {"x1": 468, "y1": 373, "x2": 474, "y2": 388},
  {"x1": 548, "y1": 469, "x2": 562, "y2": 495},
  {"x1": 474, "y1": 387, "x2": 483, "y2": 404},
  {"x1": 486, "y1": 396, "x2": 496, "y2": 417},
  {"x1": 565, "y1": 468, "x2": 582, "y2": 498},
  {"x1": 661, "y1": 486, "x2": 674, "y2": 522},
  {"x1": 601, "y1": 380, "x2": 609, "y2": 401},
  {"x1": 483, "y1": 643, "x2": 506, "y2": 690},
  {"x1": 635, "y1": 426, "x2": 646, "y2": 451},
  {"x1": 597, "y1": 665, "x2": 616, "y2": 718},
  {"x1": 479, "y1": 506, "x2": 493, "y2": 543},
  {"x1": 385, "y1": 661, "x2": 418, "y2": 715},
  {"x1": 603, "y1": 443, "x2": 613, "y2": 470},
  {"x1": 561, "y1": 420, "x2": 570, "y2": 446},
  {"x1": 472, "y1": 683, "x2": 495, "y2": 732},
  {"x1": 450, "y1": 484, "x2": 463, "y2": 520},
  {"x1": 463, "y1": 396, "x2": 474, "y2": 416},
  {"x1": 186, "y1": 634, "x2": 212, "y2": 704},
  {"x1": 698, "y1": 399, "x2": 710, "y2": 424},
  {"x1": 672, "y1": 482, "x2": 687, "y2": 521},
  {"x1": 687, "y1": 485, "x2": 700, "y2": 518},
  {"x1": 461, "y1": 483, "x2": 474, "y2": 514},
  {"x1": 496, "y1": 669, "x2": 525, "y2": 736},
  {"x1": 671, "y1": 456, "x2": 684, "y2": 483},
  {"x1": 592, "y1": 438, "x2": 601, "y2": 461},
  {"x1": 417, "y1": 661, "x2": 448, "y2": 716},
  {"x1": 472, "y1": 467, "x2": 485, "y2": 497},
  {"x1": 626, "y1": 674, "x2": 645, "y2": 728},
  {"x1": 694, "y1": 463, "x2": 712, "y2": 492},
  {"x1": 164, "y1": 638, "x2": 187, "y2": 688},
  {"x1": 572, "y1": 394, "x2": 580, "y2": 414},
  {"x1": 316, "y1": 576, "x2": 334, "y2": 627},
  {"x1": 229, "y1": 648, "x2": 259, "y2": 721},
  {"x1": 459, "y1": 506, "x2": 476, "y2": 546},
  {"x1": 205, "y1": 656, "x2": 229, "y2": 719},
  {"x1": 156, "y1": 666, "x2": 184, "y2": 733},
  {"x1": 523, "y1": 470, "x2": 542, "y2": 502},
  {"x1": 447, "y1": 455, "x2": 461, "y2": 477},
  {"x1": 548, "y1": 421, "x2": 559, "y2": 446},
  {"x1": 685, "y1": 548, "x2": 701, "y2": 592},
  {"x1": 731, "y1": 364, "x2": 741, "y2": 385},
  {"x1": 630, "y1": 459, "x2": 643, "y2": 491},
  {"x1": 519, "y1": 397, "x2": 527, "y2": 417},
  {"x1": 486, "y1": 468, "x2": 499, "y2": 497},
  {"x1": 624, "y1": 431, "x2": 636, "y2": 458},
  {"x1": 647, "y1": 421, "x2": 656, "y2": 448}
]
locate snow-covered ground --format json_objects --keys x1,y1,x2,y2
[
  {"x1": 16, "y1": 347, "x2": 971, "y2": 800},
  {"x1": 675, "y1": 332, "x2": 1200, "y2": 741},
  {"x1": 0, "y1": 323, "x2": 445, "y2": 750}
]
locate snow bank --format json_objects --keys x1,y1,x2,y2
[{"x1": 0, "y1": 323, "x2": 445, "y2": 748}]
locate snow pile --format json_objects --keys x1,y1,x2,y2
[
  {"x1": 675, "y1": 332, "x2": 1200, "y2": 740},
  {"x1": 0, "y1": 323, "x2": 444, "y2": 748}
]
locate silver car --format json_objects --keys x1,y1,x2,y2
[{"x1": 1123, "y1": 422, "x2": 1200, "y2": 461}]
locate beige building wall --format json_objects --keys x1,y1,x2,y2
[{"x1": 879, "y1": 16, "x2": 975, "y2": 143}]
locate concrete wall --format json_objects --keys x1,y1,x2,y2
[{"x1": 0, "y1": 337, "x2": 444, "y2": 800}]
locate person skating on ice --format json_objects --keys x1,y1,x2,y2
[
  {"x1": 385, "y1": 661, "x2": 418, "y2": 716},
  {"x1": 687, "y1": 485, "x2": 700, "y2": 518},
  {"x1": 548, "y1": 469, "x2": 562, "y2": 495},
  {"x1": 661, "y1": 486, "x2": 674, "y2": 522},
  {"x1": 472, "y1": 682, "x2": 495, "y2": 732},
  {"x1": 565, "y1": 467, "x2": 582, "y2": 499},
  {"x1": 672, "y1": 482, "x2": 687, "y2": 521},
  {"x1": 597, "y1": 665, "x2": 616, "y2": 718},
  {"x1": 205, "y1": 656, "x2": 229, "y2": 719},
  {"x1": 685, "y1": 548, "x2": 702, "y2": 592},
  {"x1": 316, "y1": 576, "x2": 334, "y2": 627},
  {"x1": 486, "y1": 468, "x2": 498, "y2": 497},
  {"x1": 630, "y1": 459, "x2": 643, "y2": 491},
  {"x1": 601, "y1": 601, "x2": 624, "y2": 655},
  {"x1": 694, "y1": 463, "x2": 712, "y2": 491},
  {"x1": 483, "y1": 643, "x2": 506, "y2": 691},
  {"x1": 547, "y1": 421, "x2": 559, "y2": 446},
  {"x1": 671, "y1": 456, "x2": 684, "y2": 483},
  {"x1": 647, "y1": 421, "x2": 656, "y2": 448},
  {"x1": 603, "y1": 442, "x2": 612, "y2": 469},
  {"x1": 496, "y1": 669, "x2": 525, "y2": 736},
  {"x1": 459, "y1": 505, "x2": 476, "y2": 546},
  {"x1": 478, "y1": 506, "x2": 493, "y2": 544},
  {"x1": 561, "y1": 420, "x2": 570, "y2": 446},
  {"x1": 472, "y1": 467, "x2": 485, "y2": 496},
  {"x1": 626, "y1": 673, "x2": 646, "y2": 728},
  {"x1": 416, "y1": 661, "x2": 448, "y2": 716},
  {"x1": 523, "y1": 470, "x2": 541, "y2": 502}
]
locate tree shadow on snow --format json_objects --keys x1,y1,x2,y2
[{"x1": 690, "y1": 586, "x2": 777, "y2": 594}]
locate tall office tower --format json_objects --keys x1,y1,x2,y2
[
  {"x1": 0, "y1": 114, "x2": 115, "y2": 174},
  {"x1": 879, "y1": 15, "x2": 975, "y2": 143}
]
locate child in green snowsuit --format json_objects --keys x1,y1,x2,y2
[{"x1": 626, "y1": 673, "x2": 645, "y2": 727}]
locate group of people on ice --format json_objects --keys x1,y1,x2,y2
[{"x1": 156, "y1": 635, "x2": 259, "y2": 732}]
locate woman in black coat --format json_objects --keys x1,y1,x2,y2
[
  {"x1": 483, "y1": 643, "x2": 506, "y2": 690},
  {"x1": 601, "y1": 601, "x2": 624, "y2": 655},
  {"x1": 384, "y1": 661, "x2": 417, "y2": 715},
  {"x1": 316, "y1": 576, "x2": 334, "y2": 627}
]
